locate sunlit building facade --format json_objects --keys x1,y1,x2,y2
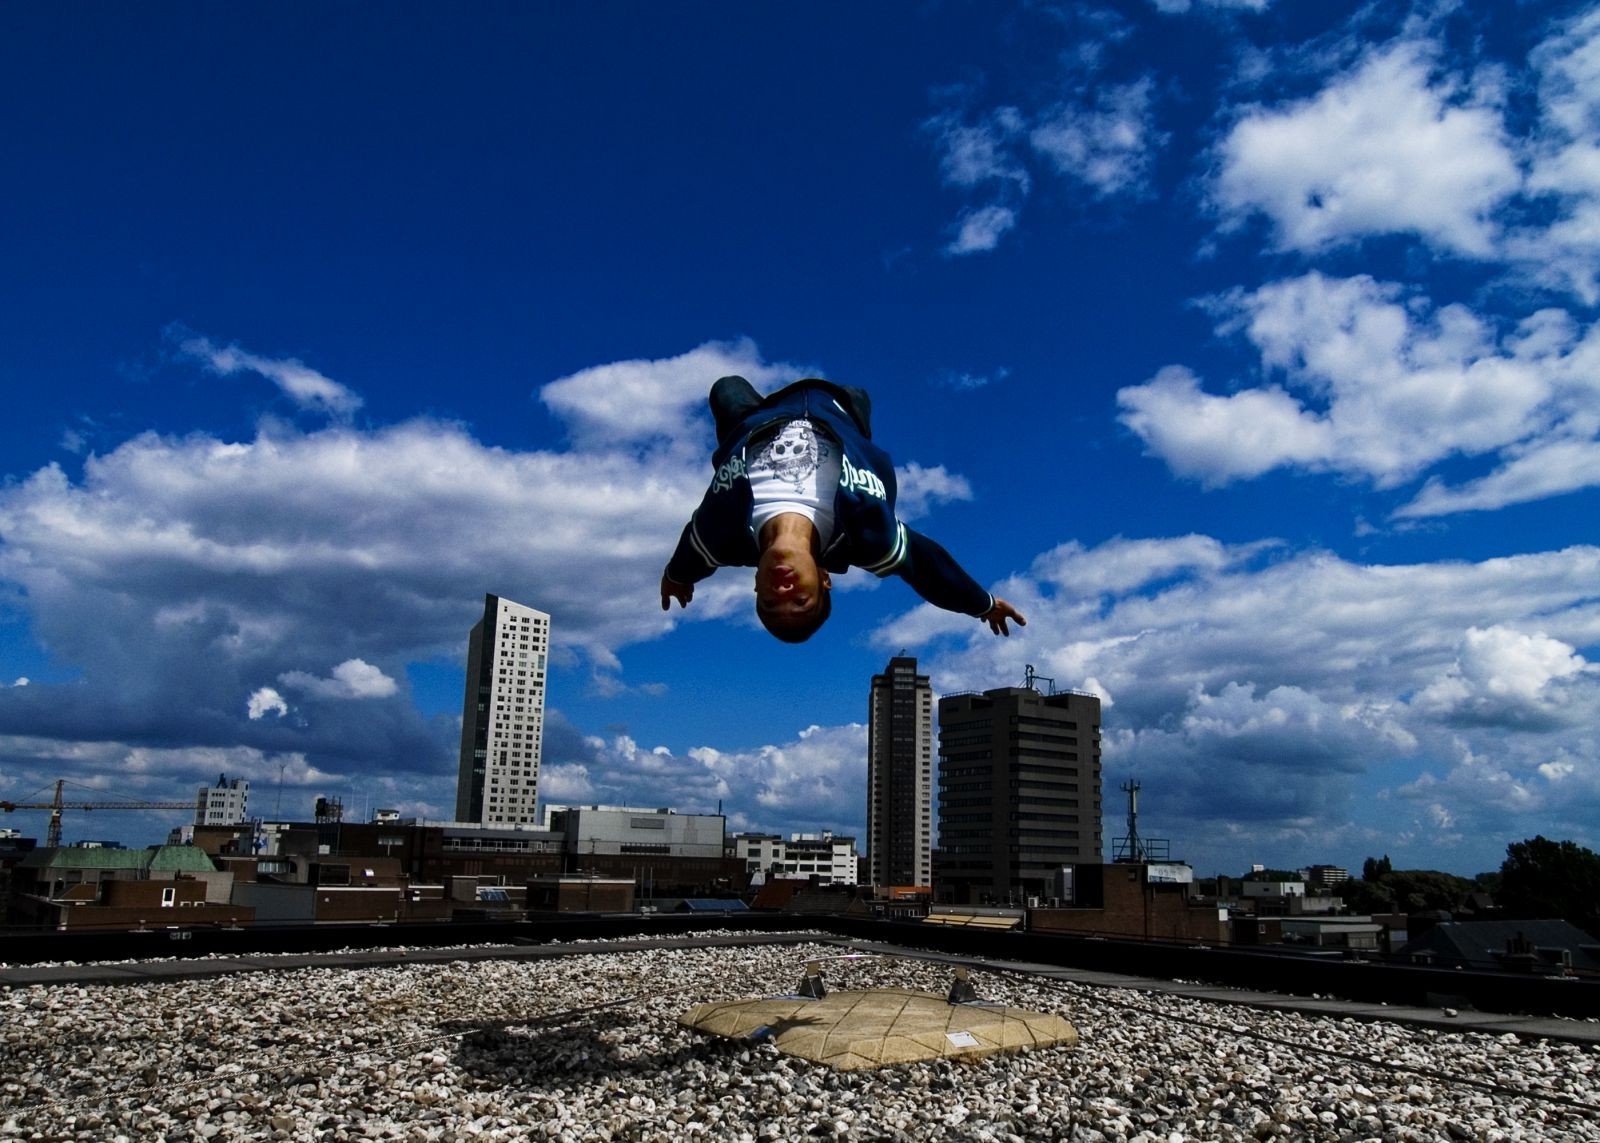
[{"x1": 456, "y1": 594, "x2": 549, "y2": 827}]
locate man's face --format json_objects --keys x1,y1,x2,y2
[{"x1": 754, "y1": 547, "x2": 831, "y2": 624}]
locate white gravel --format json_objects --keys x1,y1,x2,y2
[{"x1": 2, "y1": 941, "x2": 1597, "y2": 1141}]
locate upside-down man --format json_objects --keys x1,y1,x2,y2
[{"x1": 660, "y1": 375, "x2": 1026, "y2": 643}]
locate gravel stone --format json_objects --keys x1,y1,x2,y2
[{"x1": 1, "y1": 940, "x2": 1598, "y2": 1140}]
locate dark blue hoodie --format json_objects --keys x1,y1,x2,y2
[{"x1": 664, "y1": 380, "x2": 994, "y2": 617}]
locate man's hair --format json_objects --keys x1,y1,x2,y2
[{"x1": 758, "y1": 590, "x2": 832, "y2": 643}]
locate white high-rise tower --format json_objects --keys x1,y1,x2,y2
[{"x1": 456, "y1": 593, "x2": 550, "y2": 826}]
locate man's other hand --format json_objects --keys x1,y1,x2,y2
[
  {"x1": 661, "y1": 575, "x2": 694, "y2": 611},
  {"x1": 983, "y1": 598, "x2": 1026, "y2": 637}
]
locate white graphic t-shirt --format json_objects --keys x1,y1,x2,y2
[{"x1": 747, "y1": 418, "x2": 841, "y2": 543}]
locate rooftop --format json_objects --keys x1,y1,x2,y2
[{"x1": 1, "y1": 932, "x2": 1596, "y2": 1139}]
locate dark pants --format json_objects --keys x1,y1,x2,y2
[{"x1": 710, "y1": 375, "x2": 873, "y2": 448}]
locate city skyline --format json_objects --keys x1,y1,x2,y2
[{"x1": 2, "y1": 4, "x2": 1598, "y2": 877}]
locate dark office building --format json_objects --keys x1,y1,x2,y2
[
  {"x1": 867, "y1": 656, "x2": 934, "y2": 888},
  {"x1": 937, "y1": 685, "x2": 1102, "y2": 904}
]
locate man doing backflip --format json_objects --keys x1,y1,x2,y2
[{"x1": 660, "y1": 376, "x2": 1026, "y2": 643}]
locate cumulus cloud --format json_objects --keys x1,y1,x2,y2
[
  {"x1": 1412, "y1": 626, "x2": 1597, "y2": 728},
  {"x1": 174, "y1": 330, "x2": 365, "y2": 420},
  {"x1": 873, "y1": 534, "x2": 1600, "y2": 871},
  {"x1": 247, "y1": 687, "x2": 288, "y2": 720},
  {"x1": 0, "y1": 336, "x2": 998, "y2": 834},
  {"x1": 1116, "y1": 365, "x2": 1333, "y2": 485},
  {"x1": 1212, "y1": 42, "x2": 1520, "y2": 256},
  {"x1": 278, "y1": 658, "x2": 398, "y2": 701},
  {"x1": 893, "y1": 463, "x2": 974, "y2": 522},
  {"x1": 1118, "y1": 273, "x2": 1600, "y2": 507},
  {"x1": 538, "y1": 338, "x2": 797, "y2": 450}
]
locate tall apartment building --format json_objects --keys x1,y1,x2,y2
[
  {"x1": 195, "y1": 775, "x2": 248, "y2": 825},
  {"x1": 456, "y1": 593, "x2": 550, "y2": 827},
  {"x1": 937, "y1": 685, "x2": 1102, "y2": 904},
  {"x1": 867, "y1": 656, "x2": 934, "y2": 888}
]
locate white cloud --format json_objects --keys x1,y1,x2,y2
[
  {"x1": 247, "y1": 686, "x2": 288, "y2": 720},
  {"x1": 925, "y1": 35, "x2": 1164, "y2": 252},
  {"x1": 1413, "y1": 626, "x2": 1596, "y2": 727},
  {"x1": 1030, "y1": 78, "x2": 1164, "y2": 199},
  {"x1": 874, "y1": 535, "x2": 1600, "y2": 871},
  {"x1": 536, "y1": 762, "x2": 596, "y2": 803},
  {"x1": 278, "y1": 658, "x2": 398, "y2": 701},
  {"x1": 538, "y1": 338, "x2": 799, "y2": 451},
  {"x1": 946, "y1": 204, "x2": 1019, "y2": 255},
  {"x1": 1116, "y1": 365, "x2": 1334, "y2": 485},
  {"x1": 1212, "y1": 42, "x2": 1520, "y2": 256},
  {"x1": 893, "y1": 463, "x2": 974, "y2": 521},
  {"x1": 1119, "y1": 274, "x2": 1600, "y2": 505},
  {"x1": 1513, "y1": 9, "x2": 1600, "y2": 303},
  {"x1": 1399, "y1": 434, "x2": 1600, "y2": 517},
  {"x1": 5, "y1": 677, "x2": 26, "y2": 688},
  {"x1": 0, "y1": 337, "x2": 999, "y2": 835},
  {"x1": 935, "y1": 367, "x2": 1009, "y2": 391},
  {"x1": 1151, "y1": 0, "x2": 1270, "y2": 11},
  {"x1": 175, "y1": 331, "x2": 364, "y2": 420},
  {"x1": 926, "y1": 107, "x2": 1031, "y2": 193}
]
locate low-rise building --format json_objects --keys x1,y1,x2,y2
[
  {"x1": 8, "y1": 844, "x2": 242, "y2": 930},
  {"x1": 729, "y1": 831, "x2": 858, "y2": 885},
  {"x1": 1030, "y1": 862, "x2": 1227, "y2": 944}
]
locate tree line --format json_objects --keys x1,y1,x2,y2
[{"x1": 1245, "y1": 836, "x2": 1600, "y2": 932}]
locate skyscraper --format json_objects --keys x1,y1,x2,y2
[
  {"x1": 456, "y1": 593, "x2": 550, "y2": 826},
  {"x1": 937, "y1": 685, "x2": 1102, "y2": 904},
  {"x1": 867, "y1": 655, "x2": 934, "y2": 888}
]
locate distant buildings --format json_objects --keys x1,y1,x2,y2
[
  {"x1": 455, "y1": 593, "x2": 550, "y2": 827},
  {"x1": 1305, "y1": 864, "x2": 1350, "y2": 892},
  {"x1": 866, "y1": 656, "x2": 933, "y2": 889},
  {"x1": 936, "y1": 684, "x2": 1102, "y2": 905}
]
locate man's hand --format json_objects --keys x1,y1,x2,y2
[
  {"x1": 661, "y1": 575, "x2": 694, "y2": 611},
  {"x1": 982, "y1": 598, "x2": 1026, "y2": 637}
]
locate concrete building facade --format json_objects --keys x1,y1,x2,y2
[
  {"x1": 195, "y1": 775, "x2": 248, "y2": 826},
  {"x1": 456, "y1": 593, "x2": 550, "y2": 827},
  {"x1": 937, "y1": 685, "x2": 1102, "y2": 904},
  {"x1": 867, "y1": 656, "x2": 933, "y2": 889},
  {"x1": 729, "y1": 831, "x2": 858, "y2": 885}
]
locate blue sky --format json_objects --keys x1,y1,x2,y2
[{"x1": 2, "y1": 1, "x2": 1597, "y2": 877}]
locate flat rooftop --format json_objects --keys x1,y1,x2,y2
[{"x1": 2, "y1": 933, "x2": 1597, "y2": 1139}]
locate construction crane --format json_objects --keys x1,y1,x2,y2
[{"x1": 0, "y1": 779, "x2": 195, "y2": 848}]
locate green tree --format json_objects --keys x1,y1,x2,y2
[
  {"x1": 1340, "y1": 878, "x2": 1396, "y2": 914},
  {"x1": 1380, "y1": 869, "x2": 1472, "y2": 913},
  {"x1": 1361, "y1": 855, "x2": 1392, "y2": 882},
  {"x1": 1499, "y1": 836, "x2": 1600, "y2": 930}
]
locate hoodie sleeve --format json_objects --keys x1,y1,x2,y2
[
  {"x1": 664, "y1": 516, "x2": 718, "y2": 586},
  {"x1": 889, "y1": 526, "x2": 995, "y2": 617}
]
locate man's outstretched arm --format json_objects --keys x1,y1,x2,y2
[
  {"x1": 892, "y1": 527, "x2": 1027, "y2": 637},
  {"x1": 661, "y1": 518, "x2": 716, "y2": 610}
]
